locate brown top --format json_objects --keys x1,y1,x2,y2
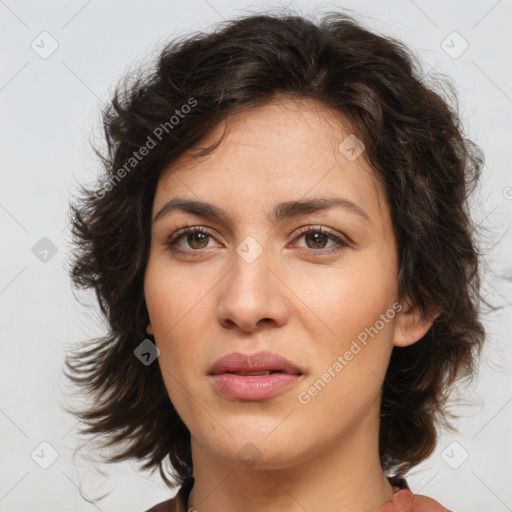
[{"x1": 143, "y1": 475, "x2": 410, "y2": 512}]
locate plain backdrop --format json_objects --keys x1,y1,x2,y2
[{"x1": 1, "y1": 1, "x2": 511, "y2": 511}]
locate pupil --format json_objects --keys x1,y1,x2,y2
[
  {"x1": 307, "y1": 232, "x2": 326, "y2": 249},
  {"x1": 189, "y1": 233, "x2": 208, "y2": 249}
]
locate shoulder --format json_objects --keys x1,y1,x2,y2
[
  {"x1": 142, "y1": 475, "x2": 193, "y2": 512},
  {"x1": 412, "y1": 493, "x2": 451, "y2": 512},
  {"x1": 378, "y1": 489, "x2": 452, "y2": 512},
  {"x1": 141, "y1": 496, "x2": 181, "y2": 512}
]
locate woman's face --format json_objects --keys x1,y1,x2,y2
[{"x1": 144, "y1": 97, "x2": 425, "y2": 471}]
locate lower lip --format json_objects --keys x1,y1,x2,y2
[{"x1": 211, "y1": 372, "x2": 302, "y2": 400}]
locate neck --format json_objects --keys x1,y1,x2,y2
[{"x1": 187, "y1": 412, "x2": 395, "y2": 512}]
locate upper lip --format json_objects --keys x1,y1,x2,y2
[{"x1": 209, "y1": 351, "x2": 303, "y2": 375}]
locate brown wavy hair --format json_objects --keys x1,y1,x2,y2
[{"x1": 64, "y1": 8, "x2": 487, "y2": 487}]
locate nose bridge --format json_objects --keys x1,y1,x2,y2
[
  {"x1": 217, "y1": 236, "x2": 287, "y2": 331},
  {"x1": 228, "y1": 237, "x2": 273, "y2": 308}
]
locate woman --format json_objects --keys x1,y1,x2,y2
[{"x1": 64, "y1": 9, "x2": 485, "y2": 512}]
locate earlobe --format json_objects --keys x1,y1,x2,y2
[
  {"x1": 393, "y1": 299, "x2": 441, "y2": 348},
  {"x1": 146, "y1": 323, "x2": 154, "y2": 335}
]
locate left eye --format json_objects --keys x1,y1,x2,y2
[{"x1": 291, "y1": 226, "x2": 349, "y2": 254}]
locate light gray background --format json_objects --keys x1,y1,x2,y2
[{"x1": 1, "y1": 1, "x2": 511, "y2": 511}]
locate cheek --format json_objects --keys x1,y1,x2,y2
[
  {"x1": 144, "y1": 260, "x2": 215, "y2": 386},
  {"x1": 144, "y1": 265, "x2": 211, "y2": 422},
  {"x1": 145, "y1": 256, "x2": 208, "y2": 335},
  {"x1": 292, "y1": 251, "x2": 398, "y2": 342},
  {"x1": 295, "y1": 304, "x2": 396, "y2": 434},
  {"x1": 291, "y1": 250, "x2": 398, "y2": 412}
]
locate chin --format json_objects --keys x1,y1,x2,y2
[
  {"x1": 199, "y1": 422, "x2": 311, "y2": 470},
  {"x1": 223, "y1": 441, "x2": 306, "y2": 471}
]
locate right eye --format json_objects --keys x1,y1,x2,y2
[{"x1": 166, "y1": 225, "x2": 221, "y2": 255}]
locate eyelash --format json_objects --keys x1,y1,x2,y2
[{"x1": 165, "y1": 224, "x2": 350, "y2": 257}]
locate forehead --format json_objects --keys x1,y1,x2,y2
[{"x1": 153, "y1": 97, "x2": 387, "y2": 227}]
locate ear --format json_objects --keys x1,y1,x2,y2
[
  {"x1": 146, "y1": 322, "x2": 154, "y2": 335},
  {"x1": 393, "y1": 298, "x2": 441, "y2": 348}
]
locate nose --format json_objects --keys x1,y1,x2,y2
[{"x1": 216, "y1": 243, "x2": 289, "y2": 333}]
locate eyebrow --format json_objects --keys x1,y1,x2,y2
[{"x1": 153, "y1": 196, "x2": 371, "y2": 224}]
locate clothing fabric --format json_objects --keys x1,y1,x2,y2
[{"x1": 143, "y1": 475, "x2": 450, "y2": 511}]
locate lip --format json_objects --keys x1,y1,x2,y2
[{"x1": 209, "y1": 351, "x2": 304, "y2": 401}]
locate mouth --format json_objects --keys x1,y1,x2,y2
[
  {"x1": 209, "y1": 351, "x2": 303, "y2": 376},
  {"x1": 228, "y1": 370, "x2": 288, "y2": 376},
  {"x1": 209, "y1": 351, "x2": 304, "y2": 400}
]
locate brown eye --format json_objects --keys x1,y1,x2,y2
[
  {"x1": 292, "y1": 226, "x2": 349, "y2": 256},
  {"x1": 166, "y1": 226, "x2": 218, "y2": 254},
  {"x1": 304, "y1": 231, "x2": 330, "y2": 249},
  {"x1": 186, "y1": 231, "x2": 209, "y2": 249}
]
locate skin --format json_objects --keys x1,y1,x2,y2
[{"x1": 144, "y1": 96, "x2": 434, "y2": 512}]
